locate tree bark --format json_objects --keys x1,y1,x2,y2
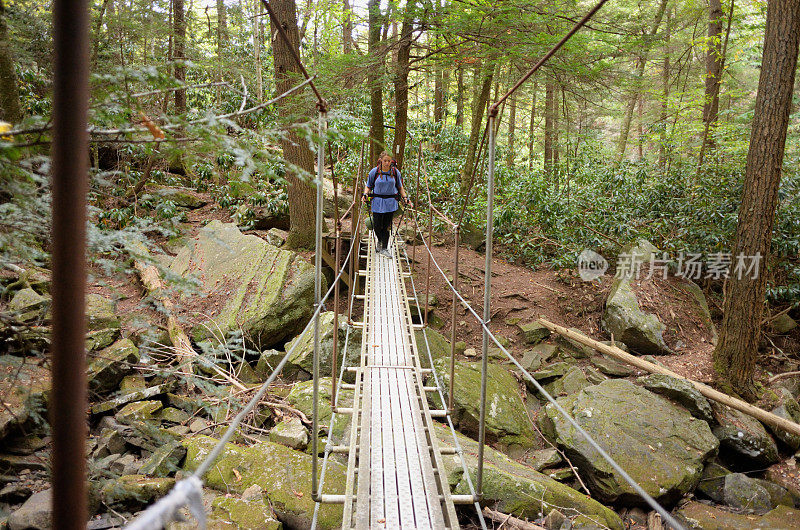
[
  {"x1": 91, "y1": 0, "x2": 113, "y2": 66},
  {"x1": 455, "y1": 65, "x2": 464, "y2": 130},
  {"x1": 216, "y1": 0, "x2": 228, "y2": 103},
  {"x1": 343, "y1": 0, "x2": 353, "y2": 53},
  {"x1": 254, "y1": 0, "x2": 264, "y2": 101},
  {"x1": 659, "y1": 7, "x2": 671, "y2": 170},
  {"x1": 507, "y1": 95, "x2": 516, "y2": 168},
  {"x1": 544, "y1": 81, "x2": 554, "y2": 176},
  {"x1": 713, "y1": 0, "x2": 800, "y2": 399},
  {"x1": 270, "y1": 0, "x2": 317, "y2": 248},
  {"x1": 528, "y1": 82, "x2": 537, "y2": 170},
  {"x1": 173, "y1": 0, "x2": 186, "y2": 113},
  {"x1": 615, "y1": 0, "x2": 669, "y2": 163},
  {"x1": 367, "y1": 0, "x2": 384, "y2": 164},
  {"x1": 392, "y1": 1, "x2": 414, "y2": 167},
  {"x1": 459, "y1": 61, "x2": 493, "y2": 191},
  {"x1": 699, "y1": 0, "x2": 734, "y2": 166},
  {"x1": 0, "y1": 0, "x2": 21, "y2": 123}
]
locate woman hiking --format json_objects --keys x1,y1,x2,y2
[{"x1": 362, "y1": 151, "x2": 411, "y2": 257}]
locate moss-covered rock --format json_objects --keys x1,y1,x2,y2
[
  {"x1": 139, "y1": 440, "x2": 186, "y2": 477},
  {"x1": 415, "y1": 327, "x2": 450, "y2": 369},
  {"x1": 269, "y1": 417, "x2": 308, "y2": 450},
  {"x1": 87, "y1": 338, "x2": 139, "y2": 394},
  {"x1": 149, "y1": 186, "x2": 208, "y2": 209},
  {"x1": 538, "y1": 379, "x2": 718, "y2": 504},
  {"x1": 7, "y1": 287, "x2": 48, "y2": 322},
  {"x1": 430, "y1": 358, "x2": 536, "y2": 451},
  {"x1": 0, "y1": 356, "x2": 50, "y2": 441},
  {"x1": 101, "y1": 475, "x2": 175, "y2": 507},
  {"x1": 518, "y1": 321, "x2": 551, "y2": 345},
  {"x1": 674, "y1": 501, "x2": 800, "y2": 529},
  {"x1": 211, "y1": 496, "x2": 282, "y2": 530},
  {"x1": 638, "y1": 374, "x2": 714, "y2": 423},
  {"x1": 86, "y1": 293, "x2": 120, "y2": 331},
  {"x1": 285, "y1": 378, "x2": 352, "y2": 445},
  {"x1": 284, "y1": 311, "x2": 360, "y2": 379},
  {"x1": 115, "y1": 401, "x2": 163, "y2": 424},
  {"x1": 767, "y1": 388, "x2": 800, "y2": 450},
  {"x1": 183, "y1": 435, "x2": 345, "y2": 529},
  {"x1": 434, "y1": 425, "x2": 622, "y2": 529},
  {"x1": 712, "y1": 402, "x2": 779, "y2": 468},
  {"x1": 170, "y1": 221, "x2": 319, "y2": 348},
  {"x1": 601, "y1": 277, "x2": 671, "y2": 355}
]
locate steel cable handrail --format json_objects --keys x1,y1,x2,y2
[
  {"x1": 407, "y1": 208, "x2": 685, "y2": 530},
  {"x1": 125, "y1": 222, "x2": 360, "y2": 530}
]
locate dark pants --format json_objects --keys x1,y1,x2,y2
[{"x1": 372, "y1": 210, "x2": 394, "y2": 251}]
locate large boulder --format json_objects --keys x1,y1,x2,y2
[
  {"x1": 415, "y1": 327, "x2": 451, "y2": 369},
  {"x1": 285, "y1": 378, "x2": 352, "y2": 445},
  {"x1": 434, "y1": 425, "x2": 622, "y2": 529},
  {"x1": 430, "y1": 358, "x2": 536, "y2": 452},
  {"x1": 674, "y1": 501, "x2": 800, "y2": 529},
  {"x1": 0, "y1": 356, "x2": 50, "y2": 441},
  {"x1": 284, "y1": 311, "x2": 360, "y2": 379},
  {"x1": 712, "y1": 402, "x2": 779, "y2": 468},
  {"x1": 538, "y1": 379, "x2": 719, "y2": 504},
  {"x1": 7, "y1": 288, "x2": 48, "y2": 322},
  {"x1": 210, "y1": 495, "x2": 282, "y2": 530},
  {"x1": 767, "y1": 388, "x2": 800, "y2": 450},
  {"x1": 638, "y1": 374, "x2": 714, "y2": 423},
  {"x1": 8, "y1": 489, "x2": 52, "y2": 530},
  {"x1": 601, "y1": 277, "x2": 670, "y2": 354},
  {"x1": 170, "y1": 220, "x2": 318, "y2": 347},
  {"x1": 87, "y1": 338, "x2": 140, "y2": 394},
  {"x1": 183, "y1": 435, "x2": 345, "y2": 529},
  {"x1": 148, "y1": 186, "x2": 208, "y2": 209},
  {"x1": 86, "y1": 293, "x2": 121, "y2": 351}
]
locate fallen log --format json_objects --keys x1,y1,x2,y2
[
  {"x1": 537, "y1": 318, "x2": 800, "y2": 438},
  {"x1": 482, "y1": 507, "x2": 546, "y2": 530}
]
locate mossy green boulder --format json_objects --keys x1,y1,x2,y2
[
  {"x1": 434, "y1": 425, "x2": 622, "y2": 529},
  {"x1": 211, "y1": 496, "x2": 282, "y2": 529},
  {"x1": 284, "y1": 311, "x2": 361, "y2": 378},
  {"x1": 170, "y1": 221, "x2": 318, "y2": 348},
  {"x1": 601, "y1": 277, "x2": 671, "y2": 354},
  {"x1": 0, "y1": 356, "x2": 50, "y2": 440},
  {"x1": 712, "y1": 402, "x2": 779, "y2": 468},
  {"x1": 87, "y1": 338, "x2": 139, "y2": 394},
  {"x1": 430, "y1": 358, "x2": 536, "y2": 451},
  {"x1": 538, "y1": 379, "x2": 718, "y2": 504},
  {"x1": 183, "y1": 435, "x2": 345, "y2": 529},
  {"x1": 415, "y1": 327, "x2": 451, "y2": 369},
  {"x1": 285, "y1": 378, "x2": 352, "y2": 445}
]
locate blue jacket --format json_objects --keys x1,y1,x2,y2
[{"x1": 366, "y1": 167, "x2": 403, "y2": 214}]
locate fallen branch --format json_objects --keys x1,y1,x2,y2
[
  {"x1": 769, "y1": 371, "x2": 800, "y2": 384},
  {"x1": 537, "y1": 318, "x2": 800, "y2": 438},
  {"x1": 482, "y1": 507, "x2": 546, "y2": 530},
  {"x1": 129, "y1": 242, "x2": 247, "y2": 392}
]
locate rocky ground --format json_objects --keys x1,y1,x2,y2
[{"x1": 1, "y1": 186, "x2": 799, "y2": 529}]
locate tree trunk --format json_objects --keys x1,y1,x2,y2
[
  {"x1": 270, "y1": 0, "x2": 317, "y2": 248},
  {"x1": 553, "y1": 87, "x2": 560, "y2": 188},
  {"x1": 367, "y1": 0, "x2": 384, "y2": 164},
  {"x1": 528, "y1": 82, "x2": 537, "y2": 170},
  {"x1": 91, "y1": 0, "x2": 112, "y2": 66},
  {"x1": 216, "y1": 0, "x2": 227, "y2": 102},
  {"x1": 455, "y1": 65, "x2": 464, "y2": 130},
  {"x1": 0, "y1": 0, "x2": 21, "y2": 123},
  {"x1": 637, "y1": 95, "x2": 644, "y2": 160},
  {"x1": 173, "y1": 0, "x2": 186, "y2": 113},
  {"x1": 343, "y1": 0, "x2": 353, "y2": 53},
  {"x1": 713, "y1": 0, "x2": 800, "y2": 400},
  {"x1": 616, "y1": 0, "x2": 669, "y2": 163},
  {"x1": 254, "y1": 0, "x2": 263, "y2": 101},
  {"x1": 544, "y1": 81, "x2": 554, "y2": 176},
  {"x1": 392, "y1": 0, "x2": 414, "y2": 167},
  {"x1": 659, "y1": 7, "x2": 671, "y2": 169},
  {"x1": 434, "y1": 66, "x2": 445, "y2": 125},
  {"x1": 507, "y1": 95, "x2": 516, "y2": 168},
  {"x1": 699, "y1": 0, "x2": 734, "y2": 166},
  {"x1": 459, "y1": 61, "x2": 493, "y2": 191}
]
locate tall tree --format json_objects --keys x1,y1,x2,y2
[
  {"x1": 698, "y1": 0, "x2": 734, "y2": 166},
  {"x1": 392, "y1": 1, "x2": 414, "y2": 168},
  {"x1": 216, "y1": 0, "x2": 228, "y2": 102},
  {"x1": 460, "y1": 61, "x2": 493, "y2": 191},
  {"x1": 270, "y1": 0, "x2": 317, "y2": 248},
  {"x1": 343, "y1": 0, "x2": 353, "y2": 53},
  {"x1": 528, "y1": 82, "x2": 537, "y2": 171},
  {"x1": 455, "y1": 65, "x2": 464, "y2": 130},
  {"x1": 367, "y1": 0, "x2": 384, "y2": 164},
  {"x1": 254, "y1": 0, "x2": 264, "y2": 101},
  {"x1": 713, "y1": 0, "x2": 800, "y2": 399},
  {"x1": 506, "y1": 94, "x2": 516, "y2": 168},
  {"x1": 173, "y1": 0, "x2": 186, "y2": 113},
  {"x1": 615, "y1": 0, "x2": 669, "y2": 163},
  {"x1": 544, "y1": 81, "x2": 554, "y2": 176},
  {"x1": 659, "y1": 7, "x2": 672, "y2": 170},
  {"x1": 0, "y1": 0, "x2": 21, "y2": 122}
]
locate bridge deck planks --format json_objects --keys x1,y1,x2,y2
[{"x1": 342, "y1": 237, "x2": 457, "y2": 530}]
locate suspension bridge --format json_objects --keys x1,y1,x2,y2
[{"x1": 42, "y1": 0, "x2": 727, "y2": 528}]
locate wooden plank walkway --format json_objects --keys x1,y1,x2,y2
[{"x1": 341, "y1": 236, "x2": 459, "y2": 530}]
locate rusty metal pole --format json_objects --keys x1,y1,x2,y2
[
  {"x1": 51, "y1": 0, "x2": 89, "y2": 527},
  {"x1": 349, "y1": 140, "x2": 366, "y2": 311},
  {"x1": 448, "y1": 226, "x2": 460, "y2": 412},
  {"x1": 332, "y1": 230, "x2": 341, "y2": 405}
]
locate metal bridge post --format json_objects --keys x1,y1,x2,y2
[
  {"x1": 412, "y1": 143, "x2": 422, "y2": 268},
  {"x1": 312, "y1": 109, "x2": 327, "y2": 501},
  {"x1": 51, "y1": 0, "x2": 90, "y2": 527},
  {"x1": 476, "y1": 112, "x2": 497, "y2": 500},
  {"x1": 448, "y1": 225, "x2": 460, "y2": 412},
  {"x1": 424, "y1": 183, "x2": 433, "y2": 327}
]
